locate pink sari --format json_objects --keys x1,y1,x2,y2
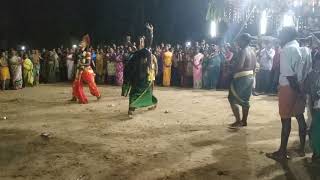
[
  {"x1": 193, "y1": 53, "x2": 204, "y2": 89},
  {"x1": 115, "y1": 55, "x2": 124, "y2": 86}
]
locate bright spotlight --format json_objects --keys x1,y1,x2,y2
[
  {"x1": 260, "y1": 10, "x2": 267, "y2": 35},
  {"x1": 283, "y1": 13, "x2": 295, "y2": 27},
  {"x1": 185, "y1": 41, "x2": 191, "y2": 48},
  {"x1": 210, "y1": 21, "x2": 217, "y2": 38},
  {"x1": 21, "y1": 46, "x2": 26, "y2": 51},
  {"x1": 72, "y1": 44, "x2": 77, "y2": 49}
]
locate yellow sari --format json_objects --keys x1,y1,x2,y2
[
  {"x1": 0, "y1": 57, "x2": 10, "y2": 81},
  {"x1": 162, "y1": 51, "x2": 173, "y2": 87},
  {"x1": 23, "y1": 58, "x2": 34, "y2": 86}
]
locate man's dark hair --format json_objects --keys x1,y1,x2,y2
[
  {"x1": 280, "y1": 26, "x2": 298, "y2": 42},
  {"x1": 238, "y1": 33, "x2": 253, "y2": 46}
]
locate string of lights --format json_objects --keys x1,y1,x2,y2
[{"x1": 207, "y1": 0, "x2": 320, "y2": 37}]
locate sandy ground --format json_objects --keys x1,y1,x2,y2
[{"x1": 0, "y1": 84, "x2": 319, "y2": 180}]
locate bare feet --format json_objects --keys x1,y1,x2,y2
[
  {"x1": 266, "y1": 151, "x2": 290, "y2": 162},
  {"x1": 241, "y1": 120, "x2": 247, "y2": 127},
  {"x1": 294, "y1": 148, "x2": 306, "y2": 157},
  {"x1": 128, "y1": 110, "x2": 133, "y2": 115},
  {"x1": 229, "y1": 121, "x2": 247, "y2": 128},
  {"x1": 229, "y1": 121, "x2": 242, "y2": 128},
  {"x1": 70, "y1": 97, "x2": 77, "y2": 102},
  {"x1": 148, "y1": 105, "x2": 157, "y2": 111},
  {"x1": 312, "y1": 155, "x2": 320, "y2": 163}
]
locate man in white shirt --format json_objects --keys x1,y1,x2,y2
[
  {"x1": 266, "y1": 27, "x2": 308, "y2": 161},
  {"x1": 256, "y1": 41, "x2": 275, "y2": 93}
]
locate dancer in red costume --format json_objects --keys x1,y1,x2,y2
[{"x1": 71, "y1": 34, "x2": 101, "y2": 104}]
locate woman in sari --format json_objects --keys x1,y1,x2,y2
[
  {"x1": 0, "y1": 52, "x2": 10, "y2": 90},
  {"x1": 202, "y1": 52, "x2": 209, "y2": 88},
  {"x1": 115, "y1": 50, "x2": 124, "y2": 86},
  {"x1": 47, "y1": 51, "x2": 57, "y2": 83},
  {"x1": 203, "y1": 46, "x2": 222, "y2": 89},
  {"x1": 23, "y1": 54, "x2": 34, "y2": 86},
  {"x1": 95, "y1": 49, "x2": 105, "y2": 84},
  {"x1": 193, "y1": 48, "x2": 204, "y2": 89},
  {"x1": 182, "y1": 48, "x2": 193, "y2": 87},
  {"x1": 162, "y1": 46, "x2": 173, "y2": 87},
  {"x1": 122, "y1": 23, "x2": 157, "y2": 116},
  {"x1": 106, "y1": 48, "x2": 116, "y2": 85},
  {"x1": 218, "y1": 44, "x2": 234, "y2": 89},
  {"x1": 9, "y1": 51, "x2": 23, "y2": 90}
]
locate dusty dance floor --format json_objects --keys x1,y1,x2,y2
[{"x1": 0, "y1": 84, "x2": 319, "y2": 180}]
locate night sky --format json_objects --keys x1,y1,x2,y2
[{"x1": 0, "y1": 0, "x2": 210, "y2": 49}]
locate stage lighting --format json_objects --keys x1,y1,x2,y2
[
  {"x1": 210, "y1": 21, "x2": 217, "y2": 38},
  {"x1": 72, "y1": 44, "x2": 77, "y2": 49},
  {"x1": 260, "y1": 10, "x2": 267, "y2": 35},
  {"x1": 21, "y1": 46, "x2": 26, "y2": 51},
  {"x1": 185, "y1": 41, "x2": 191, "y2": 48},
  {"x1": 283, "y1": 13, "x2": 295, "y2": 27}
]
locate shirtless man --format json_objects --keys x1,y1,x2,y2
[{"x1": 228, "y1": 33, "x2": 257, "y2": 128}]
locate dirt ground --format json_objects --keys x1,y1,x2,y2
[{"x1": 0, "y1": 84, "x2": 319, "y2": 180}]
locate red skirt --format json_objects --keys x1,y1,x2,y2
[
  {"x1": 278, "y1": 85, "x2": 306, "y2": 119},
  {"x1": 72, "y1": 69, "x2": 100, "y2": 104}
]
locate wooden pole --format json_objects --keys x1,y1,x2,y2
[{"x1": 233, "y1": 6, "x2": 256, "y2": 42}]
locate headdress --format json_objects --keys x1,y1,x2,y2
[{"x1": 80, "y1": 34, "x2": 91, "y2": 50}]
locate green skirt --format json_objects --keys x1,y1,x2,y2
[
  {"x1": 311, "y1": 111, "x2": 320, "y2": 157},
  {"x1": 129, "y1": 81, "x2": 157, "y2": 109},
  {"x1": 228, "y1": 74, "x2": 253, "y2": 108}
]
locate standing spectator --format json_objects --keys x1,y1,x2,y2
[
  {"x1": 172, "y1": 46, "x2": 181, "y2": 86},
  {"x1": 218, "y1": 44, "x2": 234, "y2": 89},
  {"x1": 32, "y1": 50, "x2": 41, "y2": 85},
  {"x1": 53, "y1": 49, "x2": 60, "y2": 82},
  {"x1": 270, "y1": 43, "x2": 281, "y2": 94},
  {"x1": 66, "y1": 49, "x2": 75, "y2": 81},
  {"x1": 256, "y1": 41, "x2": 275, "y2": 93},
  {"x1": 9, "y1": 50, "x2": 23, "y2": 90},
  {"x1": 155, "y1": 46, "x2": 163, "y2": 85},
  {"x1": 106, "y1": 48, "x2": 116, "y2": 85},
  {"x1": 203, "y1": 45, "x2": 222, "y2": 89},
  {"x1": 0, "y1": 52, "x2": 10, "y2": 90},
  {"x1": 23, "y1": 54, "x2": 34, "y2": 86},
  {"x1": 177, "y1": 48, "x2": 185, "y2": 86},
  {"x1": 162, "y1": 46, "x2": 173, "y2": 87},
  {"x1": 47, "y1": 51, "x2": 57, "y2": 83},
  {"x1": 193, "y1": 48, "x2": 204, "y2": 89},
  {"x1": 266, "y1": 27, "x2": 309, "y2": 161},
  {"x1": 40, "y1": 49, "x2": 48, "y2": 83},
  {"x1": 304, "y1": 52, "x2": 320, "y2": 163},
  {"x1": 57, "y1": 48, "x2": 67, "y2": 82},
  {"x1": 95, "y1": 49, "x2": 105, "y2": 84},
  {"x1": 182, "y1": 48, "x2": 194, "y2": 87},
  {"x1": 115, "y1": 49, "x2": 124, "y2": 86}
]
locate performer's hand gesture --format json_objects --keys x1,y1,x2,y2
[{"x1": 146, "y1": 23, "x2": 154, "y2": 33}]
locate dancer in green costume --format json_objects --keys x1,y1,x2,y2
[{"x1": 122, "y1": 23, "x2": 158, "y2": 116}]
